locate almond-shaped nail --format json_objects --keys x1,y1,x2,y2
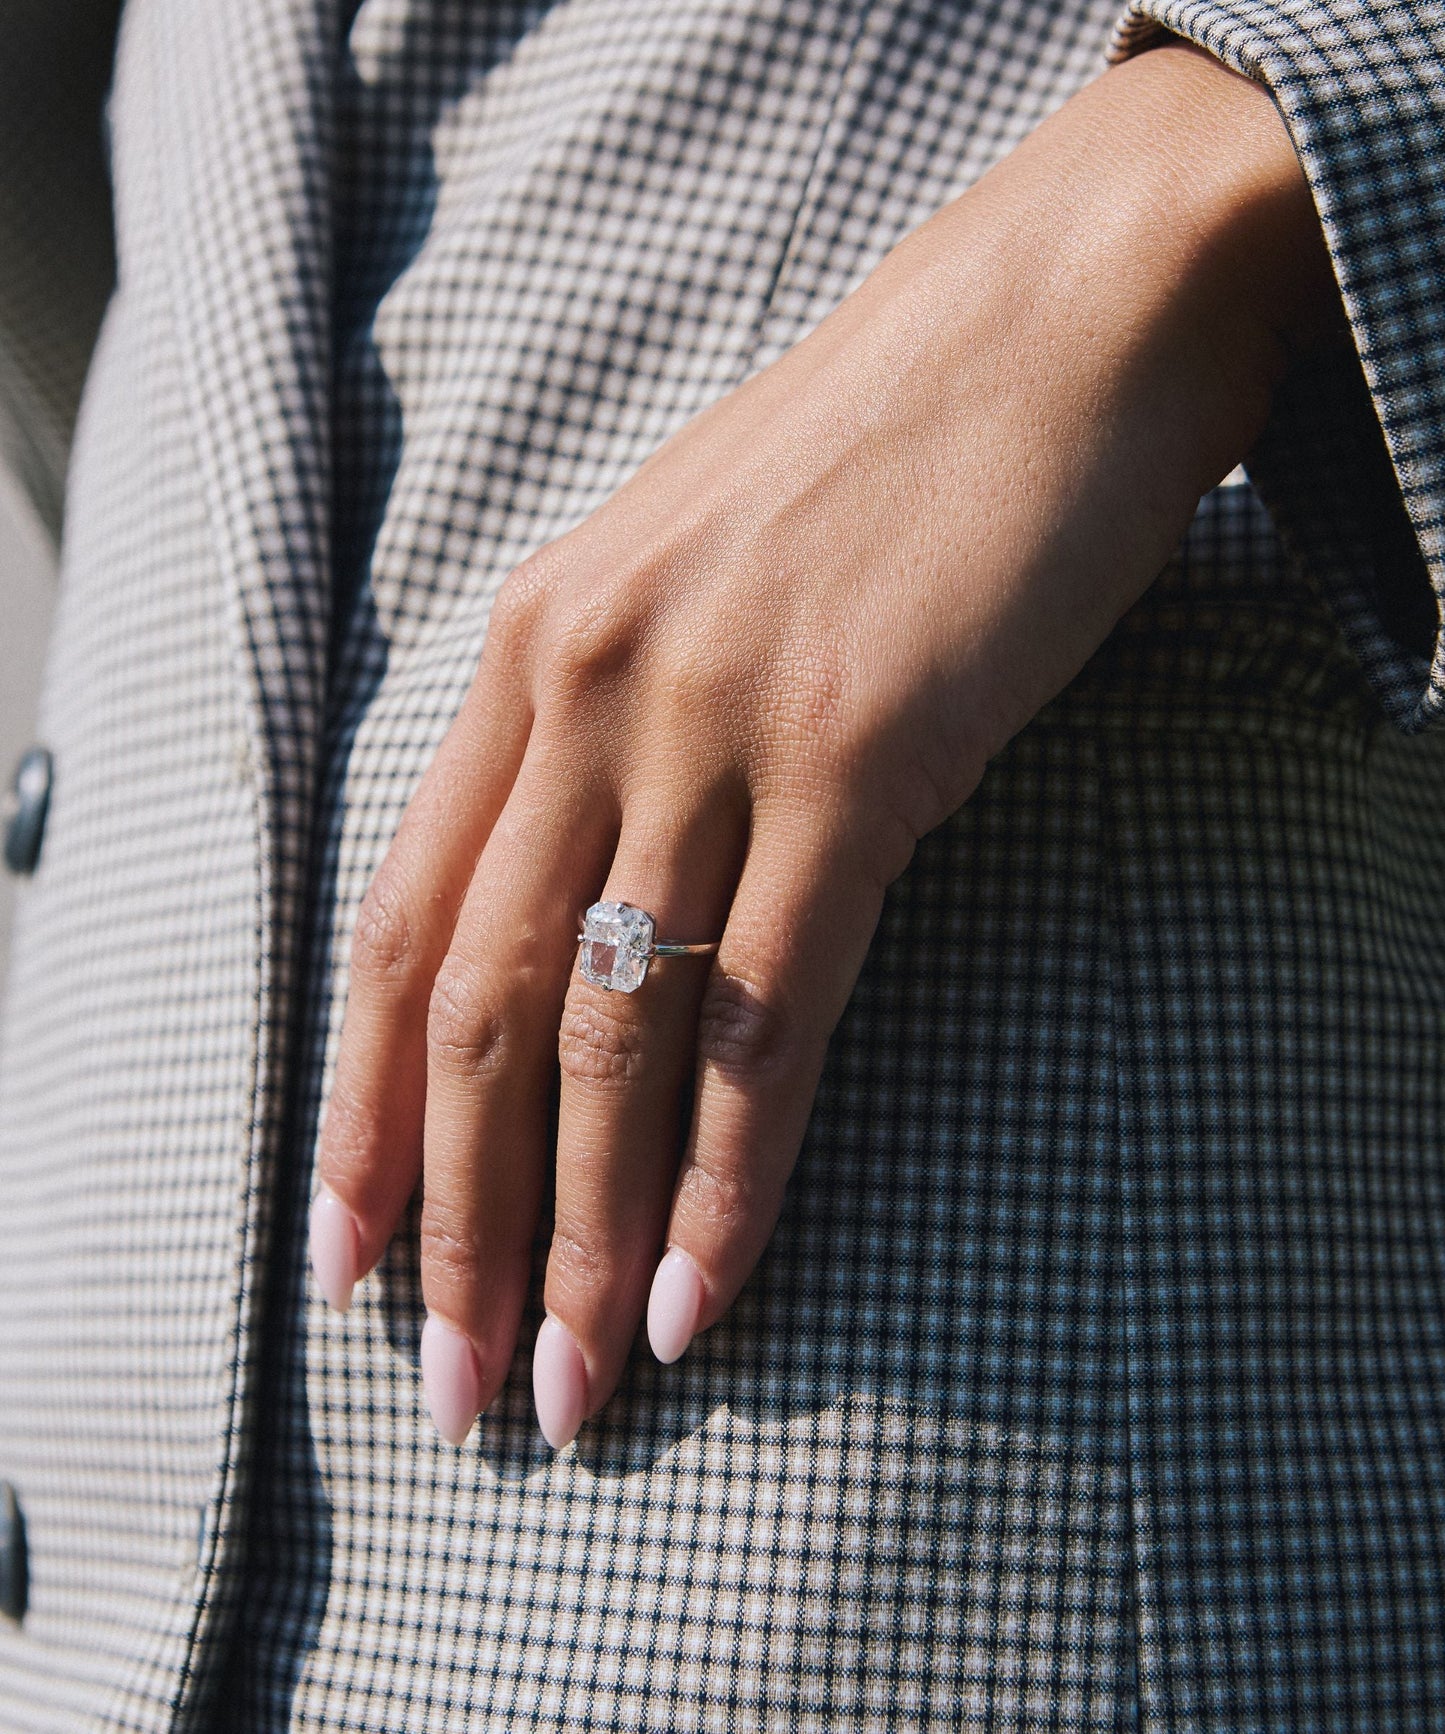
[
  {"x1": 533, "y1": 1315, "x2": 588, "y2": 1451},
  {"x1": 420, "y1": 1315, "x2": 483, "y2": 1446},
  {"x1": 647, "y1": 1247, "x2": 704, "y2": 1364},
  {"x1": 308, "y1": 1188, "x2": 361, "y2": 1313}
]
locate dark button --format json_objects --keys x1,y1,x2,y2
[
  {"x1": 3, "y1": 747, "x2": 52, "y2": 876},
  {"x1": 0, "y1": 1481, "x2": 27, "y2": 1623}
]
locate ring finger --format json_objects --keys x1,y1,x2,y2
[{"x1": 533, "y1": 793, "x2": 746, "y2": 1448}]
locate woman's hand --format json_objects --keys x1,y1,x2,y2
[{"x1": 308, "y1": 43, "x2": 1335, "y2": 1448}]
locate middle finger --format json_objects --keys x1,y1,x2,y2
[{"x1": 418, "y1": 745, "x2": 614, "y2": 1443}]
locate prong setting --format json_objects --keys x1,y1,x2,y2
[{"x1": 579, "y1": 901, "x2": 656, "y2": 993}]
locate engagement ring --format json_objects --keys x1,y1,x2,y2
[{"x1": 577, "y1": 900, "x2": 720, "y2": 992}]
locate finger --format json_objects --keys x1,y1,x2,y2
[
  {"x1": 310, "y1": 603, "x2": 535, "y2": 1313},
  {"x1": 418, "y1": 750, "x2": 617, "y2": 1443},
  {"x1": 644, "y1": 810, "x2": 885, "y2": 1364},
  {"x1": 532, "y1": 795, "x2": 745, "y2": 1449}
]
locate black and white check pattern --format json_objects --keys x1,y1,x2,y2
[
  {"x1": 0, "y1": 0, "x2": 1442, "y2": 1729},
  {"x1": 1113, "y1": 0, "x2": 1445, "y2": 730}
]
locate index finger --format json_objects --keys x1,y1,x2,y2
[{"x1": 308, "y1": 635, "x2": 534, "y2": 1311}]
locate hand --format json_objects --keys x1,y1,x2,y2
[{"x1": 308, "y1": 43, "x2": 1335, "y2": 1448}]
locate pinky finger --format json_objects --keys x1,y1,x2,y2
[{"x1": 645, "y1": 812, "x2": 887, "y2": 1364}]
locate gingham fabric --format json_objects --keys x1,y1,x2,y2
[
  {"x1": 0, "y1": 0, "x2": 1442, "y2": 1729},
  {"x1": 1112, "y1": 0, "x2": 1445, "y2": 732}
]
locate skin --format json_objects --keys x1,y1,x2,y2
[{"x1": 311, "y1": 42, "x2": 1341, "y2": 1445}]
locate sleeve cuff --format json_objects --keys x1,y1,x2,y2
[{"x1": 1110, "y1": 0, "x2": 1445, "y2": 731}]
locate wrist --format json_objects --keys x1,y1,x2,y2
[
  {"x1": 1098, "y1": 41, "x2": 1340, "y2": 349},
  {"x1": 920, "y1": 39, "x2": 1340, "y2": 499}
]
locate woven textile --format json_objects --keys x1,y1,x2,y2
[{"x1": 0, "y1": 0, "x2": 1443, "y2": 1729}]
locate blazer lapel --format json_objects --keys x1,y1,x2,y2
[
  {"x1": 123, "y1": 3, "x2": 340, "y2": 1693},
  {"x1": 150, "y1": 0, "x2": 337, "y2": 864}
]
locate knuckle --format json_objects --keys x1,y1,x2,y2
[
  {"x1": 557, "y1": 994, "x2": 645, "y2": 1090},
  {"x1": 659, "y1": 634, "x2": 733, "y2": 723},
  {"x1": 545, "y1": 603, "x2": 629, "y2": 704},
  {"x1": 677, "y1": 1146, "x2": 757, "y2": 1244},
  {"x1": 537, "y1": 554, "x2": 664, "y2": 711},
  {"x1": 545, "y1": 1222, "x2": 612, "y2": 1304},
  {"x1": 695, "y1": 972, "x2": 793, "y2": 1080},
  {"x1": 489, "y1": 552, "x2": 554, "y2": 645},
  {"x1": 793, "y1": 654, "x2": 850, "y2": 742},
  {"x1": 852, "y1": 797, "x2": 922, "y2": 897},
  {"x1": 318, "y1": 1068, "x2": 384, "y2": 1171},
  {"x1": 350, "y1": 869, "x2": 419, "y2": 987},
  {"x1": 420, "y1": 1200, "x2": 485, "y2": 1299},
  {"x1": 772, "y1": 641, "x2": 853, "y2": 760},
  {"x1": 426, "y1": 956, "x2": 509, "y2": 1078}
]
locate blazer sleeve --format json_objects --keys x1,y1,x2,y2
[{"x1": 1110, "y1": 0, "x2": 1445, "y2": 733}]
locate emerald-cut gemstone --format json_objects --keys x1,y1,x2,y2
[{"x1": 579, "y1": 901, "x2": 655, "y2": 992}]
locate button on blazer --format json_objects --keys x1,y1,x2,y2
[{"x1": 1, "y1": 0, "x2": 1443, "y2": 1728}]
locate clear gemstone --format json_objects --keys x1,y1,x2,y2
[{"x1": 579, "y1": 901, "x2": 655, "y2": 993}]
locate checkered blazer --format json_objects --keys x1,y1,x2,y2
[{"x1": 1, "y1": 0, "x2": 1443, "y2": 1728}]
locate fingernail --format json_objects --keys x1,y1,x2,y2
[
  {"x1": 421, "y1": 1315, "x2": 483, "y2": 1446},
  {"x1": 532, "y1": 1315, "x2": 588, "y2": 1451},
  {"x1": 308, "y1": 1188, "x2": 361, "y2": 1313},
  {"x1": 647, "y1": 1247, "x2": 704, "y2": 1365}
]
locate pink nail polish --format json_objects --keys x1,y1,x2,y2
[
  {"x1": 647, "y1": 1248, "x2": 704, "y2": 1365},
  {"x1": 420, "y1": 1315, "x2": 484, "y2": 1446},
  {"x1": 532, "y1": 1316, "x2": 588, "y2": 1451},
  {"x1": 309, "y1": 1188, "x2": 361, "y2": 1313}
]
